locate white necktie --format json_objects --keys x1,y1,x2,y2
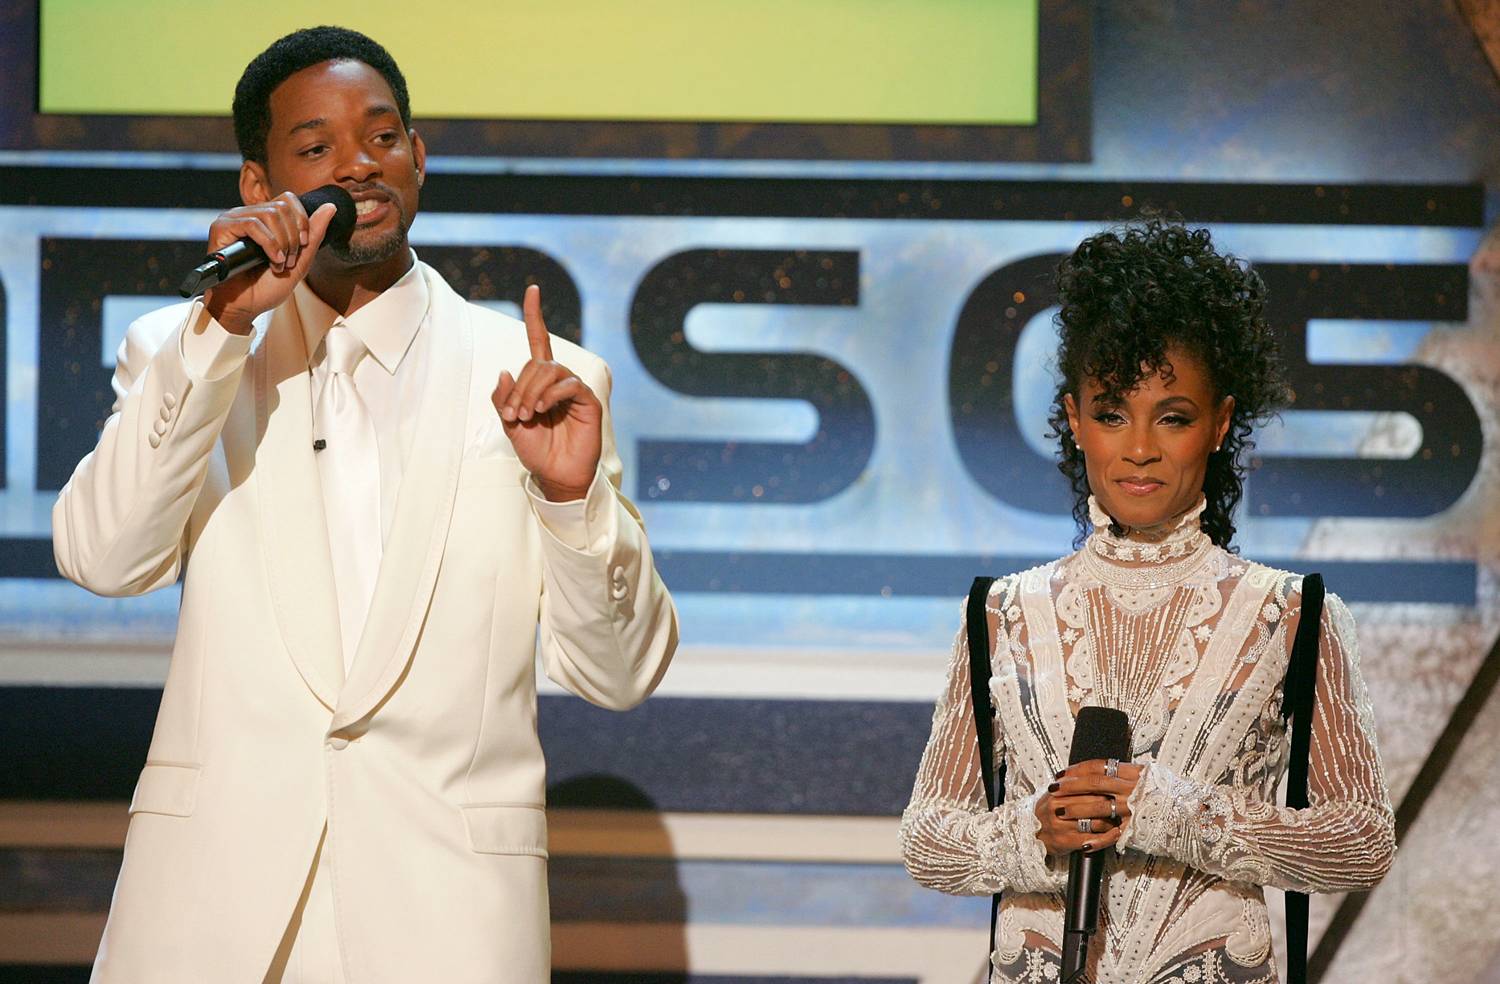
[{"x1": 314, "y1": 325, "x2": 383, "y2": 675}]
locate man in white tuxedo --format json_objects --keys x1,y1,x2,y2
[{"x1": 52, "y1": 26, "x2": 678, "y2": 984}]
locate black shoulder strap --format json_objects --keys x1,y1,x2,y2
[
  {"x1": 1280, "y1": 572, "x2": 1324, "y2": 984},
  {"x1": 967, "y1": 576, "x2": 1000, "y2": 809},
  {"x1": 965, "y1": 575, "x2": 1003, "y2": 954}
]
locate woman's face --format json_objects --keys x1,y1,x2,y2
[{"x1": 1064, "y1": 346, "x2": 1234, "y2": 532}]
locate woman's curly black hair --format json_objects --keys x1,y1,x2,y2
[{"x1": 1047, "y1": 219, "x2": 1290, "y2": 548}]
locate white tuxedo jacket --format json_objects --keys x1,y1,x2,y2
[{"x1": 52, "y1": 263, "x2": 679, "y2": 983}]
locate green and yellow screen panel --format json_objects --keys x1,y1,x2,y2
[{"x1": 38, "y1": 0, "x2": 1038, "y2": 126}]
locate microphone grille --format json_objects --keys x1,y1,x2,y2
[
  {"x1": 1068, "y1": 706, "x2": 1131, "y2": 765},
  {"x1": 299, "y1": 185, "x2": 357, "y2": 250}
]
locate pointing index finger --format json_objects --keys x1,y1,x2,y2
[{"x1": 523, "y1": 284, "x2": 554, "y2": 362}]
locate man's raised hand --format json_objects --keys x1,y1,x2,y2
[{"x1": 491, "y1": 285, "x2": 602, "y2": 501}]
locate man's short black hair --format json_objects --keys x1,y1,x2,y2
[{"x1": 232, "y1": 26, "x2": 412, "y2": 164}]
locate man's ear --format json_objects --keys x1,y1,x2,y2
[
  {"x1": 239, "y1": 159, "x2": 271, "y2": 206},
  {"x1": 411, "y1": 128, "x2": 427, "y2": 188}
]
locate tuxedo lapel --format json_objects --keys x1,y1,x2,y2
[
  {"x1": 332, "y1": 265, "x2": 471, "y2": 733},
  {"x1": 256, "y1": 303, "x2": 345, "y2": 709}
]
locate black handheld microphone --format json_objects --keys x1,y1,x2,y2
[
  {"x1": 177, "y1": 185, "x2": 357, "y2": 298},
  {"x1": 1061, "y1": 705, "x2": 1131, "y2": 984}
]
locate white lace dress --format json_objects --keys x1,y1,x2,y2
[{"x1": 900, "y1": 499, "x2": 1395, "y2": 984}]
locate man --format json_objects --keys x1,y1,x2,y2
[{"x1": 52, "y1": 26, "x2": 678, "y2": 984}]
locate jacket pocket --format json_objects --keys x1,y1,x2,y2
[
  {"x1": 458, "y1": 455, "x2": 527, "y2": 489},
  {"x1": 128, "y1": 762, "x2": 201, "y2": 817},
  {"x1": 460, "y1": 803, "x2": 548, "y2": 857}
]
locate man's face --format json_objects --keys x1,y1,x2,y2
[{"x1": 251, "y1": 58, "x2": 425, "y2": 269}]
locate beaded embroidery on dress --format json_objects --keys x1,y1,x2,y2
[{"x1": 900, "y1": 497, "x2": 1394, "y2": 984}]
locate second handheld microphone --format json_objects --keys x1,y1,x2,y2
[{"x1": 1061, "y1": 705, "x2": 1131, "y2": 984}]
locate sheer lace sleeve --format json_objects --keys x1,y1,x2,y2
[
  {"x1": 900, "y1": 598, "x2": 1064, "y2": 896},
  {"x1": 1118, "y1": 590, "x2": 1396, "y2": 892}
]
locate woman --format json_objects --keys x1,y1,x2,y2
[{"x1": 900, "y1": 221, "x2": 1394, "y2": 984}]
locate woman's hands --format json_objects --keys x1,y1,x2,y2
[{"x1": 1035, "y1": 759, "x2": 1142, "y2": 856}]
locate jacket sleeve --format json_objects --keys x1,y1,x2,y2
[
  {"x1": 529, "y1": 356, "x2": 679, "y2": 710},
  {"x1": 899, "y1": 592, "x2": 1066, "y2": 896},
  {"x1": 1118, "y1": 591, "x2": 1396, "y2": 893},
  {"x1": 52, "y1": 303, "x2": 250, "y2": 597}
]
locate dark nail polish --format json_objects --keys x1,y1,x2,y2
[
  {"x1": 1054, "y1": 807, "x2": 1065, "y2": 817},
  {"x1": 1082, "y1": 842, "x2": 1094, "y2": 851},
  {"x1": 1053, "y1": 770, "x2": 1065, "y2": 779},
  {"x1": 1047, "y1": 782, "x2": 1059, "y2": 792}
]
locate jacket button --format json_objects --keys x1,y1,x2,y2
[
  {"x1": 148, "y1": 433, "x2": 161, "y2": 449},
  {"x1": 160, "y1": 405, "x2": 172, "y2": 421},
  {"x1": 153, "y1": 418, "x2": 168, "y2": 436},
  {"x1": 328, "y1": 736, "x2": 350, "y2": 750},
  {"x1": 163, "y1": 392, "x2": 177, "y2": 409}
]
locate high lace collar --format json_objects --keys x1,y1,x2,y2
[{"x1": 1079, "y1": 495, "x2": 1216, "y2": 589}]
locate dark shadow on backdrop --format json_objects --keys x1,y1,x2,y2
[{"x1": 549, "y1": 774, "x2": 688, "y2": 984}]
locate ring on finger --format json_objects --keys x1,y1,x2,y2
[
  {"x1": 1104, "y1": 758, "x2": 1120, "y2": 778},
  {"x1": 1076, "y1": 818, "x2": 1093, "y2": 834},
  {"x1": 1108, "y1": 798, "x2": 1118, "y2": 822}
]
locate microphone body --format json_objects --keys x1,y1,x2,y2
[
  {"x1": 178, "y1": 185, "x2": 356, "y2": 298},
  {"x1": 1061, "y1": 705, "x2": 1131, "y2": 983}
]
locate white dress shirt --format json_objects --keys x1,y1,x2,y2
[{"x1": 296, "y1": 258, "x2": 428, "y2": 545}]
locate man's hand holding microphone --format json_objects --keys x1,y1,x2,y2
[{"x1": 188, "y1": 186, "x2": 354, "y2": 335}]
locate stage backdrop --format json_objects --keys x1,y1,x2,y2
[{"x1": 2, "y1": 2, "x2": 1499, "y2": 983}]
